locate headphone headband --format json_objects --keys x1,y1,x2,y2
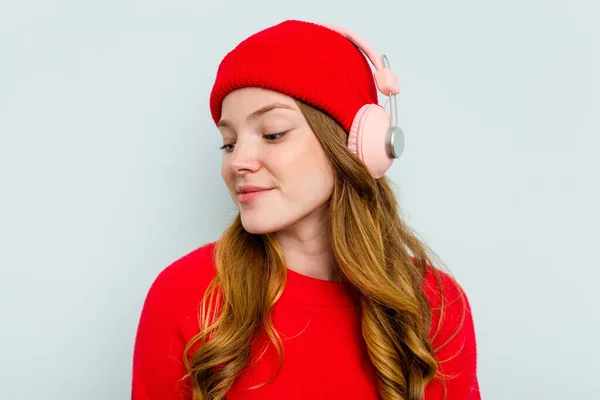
[{"x1": 316, "y1": 22, "x2": 400, "y2": 97}]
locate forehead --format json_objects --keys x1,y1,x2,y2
[{"x1": 219, "y1": 87, "x2": 300, "y2": 124}]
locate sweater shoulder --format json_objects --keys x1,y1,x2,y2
[
  {"x1": 157, "y1": 241, "x2": 218, "y2": 287},
  {"x1": 422, "y1": 265, "x2": 466, "y2": 310},
  {"x1": 421, "y1": 264, "x2": 474, "y2": 340},
  {"x1": 142, "y1": 241, "x2": 218, "y2": 317},
  {"x1": 421, "y1": 264, "x2": 480, "y2": 396}
]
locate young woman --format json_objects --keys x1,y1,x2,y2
[{"x1": 132, "y1": 19, "x2": 481, "y2": 400}]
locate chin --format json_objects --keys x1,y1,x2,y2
[
  {"x1": 242, "y1": 225, "x2": 273, "y2": 235},
  {"x1": 240, "y1": 221, "x2": 279, "y2": 235},
  {"x1": 239, "y1": 211, "x2": 289, "y2": 235}
]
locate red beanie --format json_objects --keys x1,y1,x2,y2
[{"x1": 209, "y1": 19, "x2": 379, "y2": 133}]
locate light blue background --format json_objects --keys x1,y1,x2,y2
[{"x1": 1, "y1": 1, "x2": 598, "y2": 399}]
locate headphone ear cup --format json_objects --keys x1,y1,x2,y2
[{"x1": 347, "y1": 104, "x2": 395, "y2": 179}]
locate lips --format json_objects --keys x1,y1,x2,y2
[
  {"x1": 237, "y1": 188, "x2": 274, "y2": 204},
  {"x1": 236, "y1": 184, "x2": 273, "y2": 193}
]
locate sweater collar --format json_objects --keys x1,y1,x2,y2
[{"x1": 281, "y1": 267, "x2": 360, "y2": 308}]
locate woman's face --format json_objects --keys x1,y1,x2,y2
[{"x1": 218, "y1": 87, "x2": 334, "y2": 235}]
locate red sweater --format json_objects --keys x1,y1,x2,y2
[{"x1": 132, "y1": 242, "x2": 480, "y2": 399}]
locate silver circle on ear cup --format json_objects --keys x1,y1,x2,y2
[
  {"x1": 381, "y1": 55, "x2": 404, "y2": 159},
  {"x1": 386, "y1": 126, "x2": 405, "y2": 159}
]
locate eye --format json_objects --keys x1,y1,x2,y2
[
  {"x1": 218, "y1": 131, "x2": 289, "y2": 153},
  {"x1": 264, "y1": 131, "x2": 288, "y2": 142},
  {"x1": 219, "y1": 143, "x2": 234, "y2": 152}
]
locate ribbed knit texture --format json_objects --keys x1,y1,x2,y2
[
  {"x1": 132, "y1": 242, "x2": 480, "y2": 399},
  {"x1": 209, "y1": 19, "x2": 379, "y2": 134}
]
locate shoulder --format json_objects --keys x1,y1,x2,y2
[
  {"x1": 132, "y1": 242, "x2": 218, "y2": 398},
  {"x1": 422, "y1": 264, "x2": 468, "y2": 312},
  {"x1": 421, "y1": 264, "x2": 481, "y2": 397},
  {"x1": 154, "y1": 241, "x2": 217, "y2": 287},
  {"x1": 421, "y1": 264, "x2": 475, "y2": 346},
  {"x1": 141, "y1": 241, "x2": 218, "y2": 318}
]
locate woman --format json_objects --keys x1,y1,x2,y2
[{"x1": 132, "y1": 19, "x2": 481, "y2": 400}]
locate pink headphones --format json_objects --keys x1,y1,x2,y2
[{"x1": 317, "y1": 23, "x2": 405, "y2": 179}]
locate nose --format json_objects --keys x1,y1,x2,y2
[{"x1": 226, "y1": 135, "x2": 261, "y2": 175}]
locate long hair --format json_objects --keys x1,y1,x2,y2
[{"x1": 182, "y1": 99, "x2": 465, "y2": 399}]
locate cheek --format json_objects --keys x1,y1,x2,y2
[
  {"x1": 221, "y1": 163, "x2": 235, "y2": 192},
  {"x1": 220, "y1": 162, "x2": 228, "y2": 179},
  {"x1": 276, "y1": 143, "x2": 333, "y2": 196}
]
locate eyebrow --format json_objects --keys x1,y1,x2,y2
[{"x1": 217, "y1": 102, "x2": 296, "y2": 129}]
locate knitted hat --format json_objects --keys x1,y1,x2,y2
[{"x1": 209, "y1": 19, "x2": 379, "y2": 133}]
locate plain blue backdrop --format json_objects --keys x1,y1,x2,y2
[{"x1": 0, "y1": 1, "x2": 598, "y2": 398}]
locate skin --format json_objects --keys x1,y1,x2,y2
[{"x1": 218, "y1": 87, "x2": 340, "y2": 281}]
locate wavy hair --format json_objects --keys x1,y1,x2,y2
[{"x1": 182, "y1": 99, "x2": 466, "y2": 399}]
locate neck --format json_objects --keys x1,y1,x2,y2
[{"x1": 274, "y1": 212, "x2": 340, "y2": 282}]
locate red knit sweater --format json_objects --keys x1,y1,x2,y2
[{"x1": 132, "y1": 242, "x2": 480, "y2": 399}]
